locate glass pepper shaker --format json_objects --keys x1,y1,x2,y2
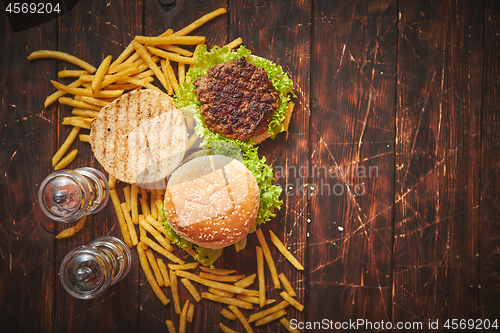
[
  {"x1": 59, "y1": 236, "x2": 132, "y2": 299},
  {"x1": 38, "y1": 167, "x2": 109, "y2": 223}
]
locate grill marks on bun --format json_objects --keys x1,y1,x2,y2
[
  {"x1": 164, "y1": 155, "x2": 260, "y2": 249},
  {"x1": 90, "y1": 89, "x2": 187, "y2": 185}
]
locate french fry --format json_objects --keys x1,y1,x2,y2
[
  {"x1": 139, "y1": 216, "x2": 147, "y2": 249},
  {"x1": 160, "y1": 59, "x2": 174, "y2": 95},
  {"x1": 58, "y1": 69, "x2": 88, "y2": 78},
  {"x1": 55, "y1": 215, "x2": 87, "y2": 239},
  {"x1": 179, "y1": 300, "x2": 189, "y2": 333},
  {"x1": 158, "y1": 44, "x2": 193, "y2": 57},
  {"x1": 279, "y1": 291, "x2": 304, "y2": 312},
  {"x1": 185, "y1": 134, "x2": 199, "y2": 151},
  {"x1": 170, "y1": 269, "x2": 181, "y2": 314},
  {"x1": 131, "y1": 184, "x2": 139, "y2": 223},
  {"x1": 145, "y1": 213, "x2": 165, "y2": 230},
  {"x1": 150, "y1": 194, "x2": 158, "y2": 219},
  {"x1": 174, "y1": 270, "x2": 258, "y2": 296},
  {"x1": 178, "y1": 62, "x2": 185, "y2": 85},
  {"x1": 199, "y1": 272, "x2": 245, "y2": 283},
  {"x1": 280, "y1": 317, "x2": 300, "y2": 333},
  {"x1": 108, "y1": 62, "x2": 136, "y2": 74},
  {"x1": 141, "y1": 236, "x2": 184, "y2": 264},
  {"x1": 219, "y1": 323, "x2": 239, "y2": 333},
  {"x1": 52, "y1": 126, "x2": 80, "y2": 166},
  {"x1": 79, "y1": 134, "x2": 90, "y2": 143},
  {"x1": 109, "y1": 188, "x2": 133, "y2": 248},
  {"x1": 269, "y1": 230, "x2": 304, "y2": 270},
  {"x1": 199, "y1": 266, "x2": 236, "y2": 276},
  {"x1": 236, "y1": 295, "x2": 275, "y2": 305},
  {"x1": 133, "y1": 69, "x2": 154, "y2": 80},
  {"x1": 256, "y1": 246, "x2": 265, "y2": 308},
  {"x1": 131, "y1": 41, "x2": 169, "y2": 92},
  {"x1": 44, "y1": 79, "x2": 81, "y2": 107},
  {"x1": 139, "y1": 216, "x2": 173, "y2": 252},
  {"x1": 79, "y1": 96, "x2": 111, "y2": 107},
  {"x1": 134, "y1": 35, "x2": 205, "y2": 45},
  {"x1": 54, "y1": 149, "x2": 78, "y2": 170},
  {"x1": 99, "y1": 66, "x2": 139, "y2": 89},
  {"x1": 61, "y1": 117, "x2": 92, "y2": 129},
  {"x1": 221, "y1": 308, "x2": 237, "y2": 321},
  {"x1": 90, "y1": 89, "x2": 125, "y2": 99},
  {"x1": 171, "y1": 8, "x2": 227, "y2": 37},
  {"x1": 168, "y1": 262, "x2": 199, "y2": 270},
  {"x1": 278, "y1": 273, "x2": 296, "y2": 297},
  {"x1": 187, "y1": 303, "x2": 195, "y2": 323},
  {"x1": 140, "y1": 197, "x2": 151, "y2": 217},
  {"x1": 157, "y1": 258, "x2": 170, "y2": 287},
  {"x1": 283, "y1": 101, "x2": 295, "y2": 131},
  {"x1": 146, "y1": 46, "x2": 195, "y2": 65},
  {"x1": 121, "y1": 203, "x2": 138, "y2": 246},
  {"x1": 207, "y1": 287, "x2": 234, "y2": 298},
  {"x1": 137, "y1": 242, "x2": 170, "y2": 305},
  {"x1": 145, "y1": 215, "x2": 168, "y2": 237},
  {"x1": 109, "y1": 43, "x2": 134, "y2": 70},
  {"x1": 248, "y1": 301, "x2": 289, "y2": 323},
  {"x1": 181, "y1": 278, "x2": 201, "y2": 302},
  {"x1": 202, "y1": 292, "x2": 253, "y2": 310},
  {"x1": 108, "y1": 174, "x2": 117, "y2": 189},
  {"x1": 165, "y1": 320, "x2": 176, "y2": 333},
  {"x1": 226, "y1": 37, "x2": 243, "y2": 50},
  {"x1": 162, "y1": 58, "x2": 179, "y2": 93},
  {"x1": 51, "y1": 80, "x2": 94, "y2": 97},
  {"x1": 234, "y1": 274, "x2": 256, "y2": 288},
  {"x1": 123, "y1": 186, "x2": 132, "y2": 212},
  {"x1": 256, "y1": 229, "x2": 280, "y2": 288},
  {"x1": 28, "y1": 50, "x2": 96, "y2": 73},
  {"x1": 146, "y1": 249, "x2": 164, "y2": 287},
  {"x1": 228, "y1": 305, "x2": 254, "y2": 333},
  {"x1": 255, "y1": 309, "x2": 287, "y2": 326},
  {"x1": 59, "y1": 97, "x2": 101, "y2": 111},
  {"x1": 92, "y1": 55, "x2": 112, "y2": 93},
  {"x1": 72, "y1": 109, "x2": 100, "y2": 117}
]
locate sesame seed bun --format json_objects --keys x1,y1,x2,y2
[
  {"x1": 163, "y1": 155, "x2": 260, "y2": 249},
  {"x1": 90, "y1": 89, "x2": 187, "y2": 185}
]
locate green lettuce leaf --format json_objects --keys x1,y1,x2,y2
[{"x1": 174, "y1": 44, "x2": 293, "y2": 226}]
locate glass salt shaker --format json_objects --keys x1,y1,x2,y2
[
  {"x1": 59, "y1": 236, "x2": 132, "y2": 299},
  {"x1": 38, "y1": 167, "x2": 109, "y2": 223}
]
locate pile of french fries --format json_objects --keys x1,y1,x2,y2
[
  {"x1": 31, "y1": 7, "x2": 304, "y2": 332},
  {"x1": 29, "y1": 7, "x2": 241, "y2": 173},
  {"x1": 107, "y1": 174, "x2": 304, "y2": 333}
]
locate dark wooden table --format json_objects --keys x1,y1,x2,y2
[{"x1": 1, "y1": 0, "x2": 499, "y2": 332}]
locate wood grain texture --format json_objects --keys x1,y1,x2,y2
[
  {"x1": 394, "y1": 0, "x2": 483, "y2": 326},
  {"x1": 308, "y1": 0, "x2": 397, "y2": 328},
  {"x1": 0, "y1": 8, "x2": 58, "y2": 333},
  {"x1": 1, "y1": 0, "x2": 499, "y2": 332},
  {"x1": 480, "y1": 0, "x2": 500, "y2": 324}
]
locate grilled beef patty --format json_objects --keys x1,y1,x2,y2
[{"x1": 193, "y1": 57, "x2": 279, "y2": 141}]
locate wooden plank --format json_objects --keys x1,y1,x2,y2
[
  {"x1": 308, "y1": 0, "x2": 397, "y2": 327},
  {"x1": 0, "y1": 9, "x2": 57, "y2": 333},
  {"x1": 140, "y1": 2, "x2": 227, "y2": 332},
  {"x1": 479, "y1": 0, "x2": 500, "y2": 324},
  {"x1": 53, "y1": 2, "x2": 142, "y2": 332},
  {"x1": 227, "y1": 1, "x2": 311, "y2": 332},
  {"x1": 394, "y1": 0, "x2": 483, "y2": 326}
]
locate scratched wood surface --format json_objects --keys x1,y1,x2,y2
[{"x1": 1, "y1": 0, "x2": 499, "y2": 332}]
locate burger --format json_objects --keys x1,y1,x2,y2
[
  {"x1": 162, "y1": 154, "x2": 261, "y2": 263},
  {"x1": 160, "y1": 44, "x2": 295, "y2": 265}
]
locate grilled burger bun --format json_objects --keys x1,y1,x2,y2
[
  {"x1": 90, "y1": 89, "x2": 187, "y2": 185},
  {"x1": 163, "y1": 154, "x2": 260, "y2": 249}
]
